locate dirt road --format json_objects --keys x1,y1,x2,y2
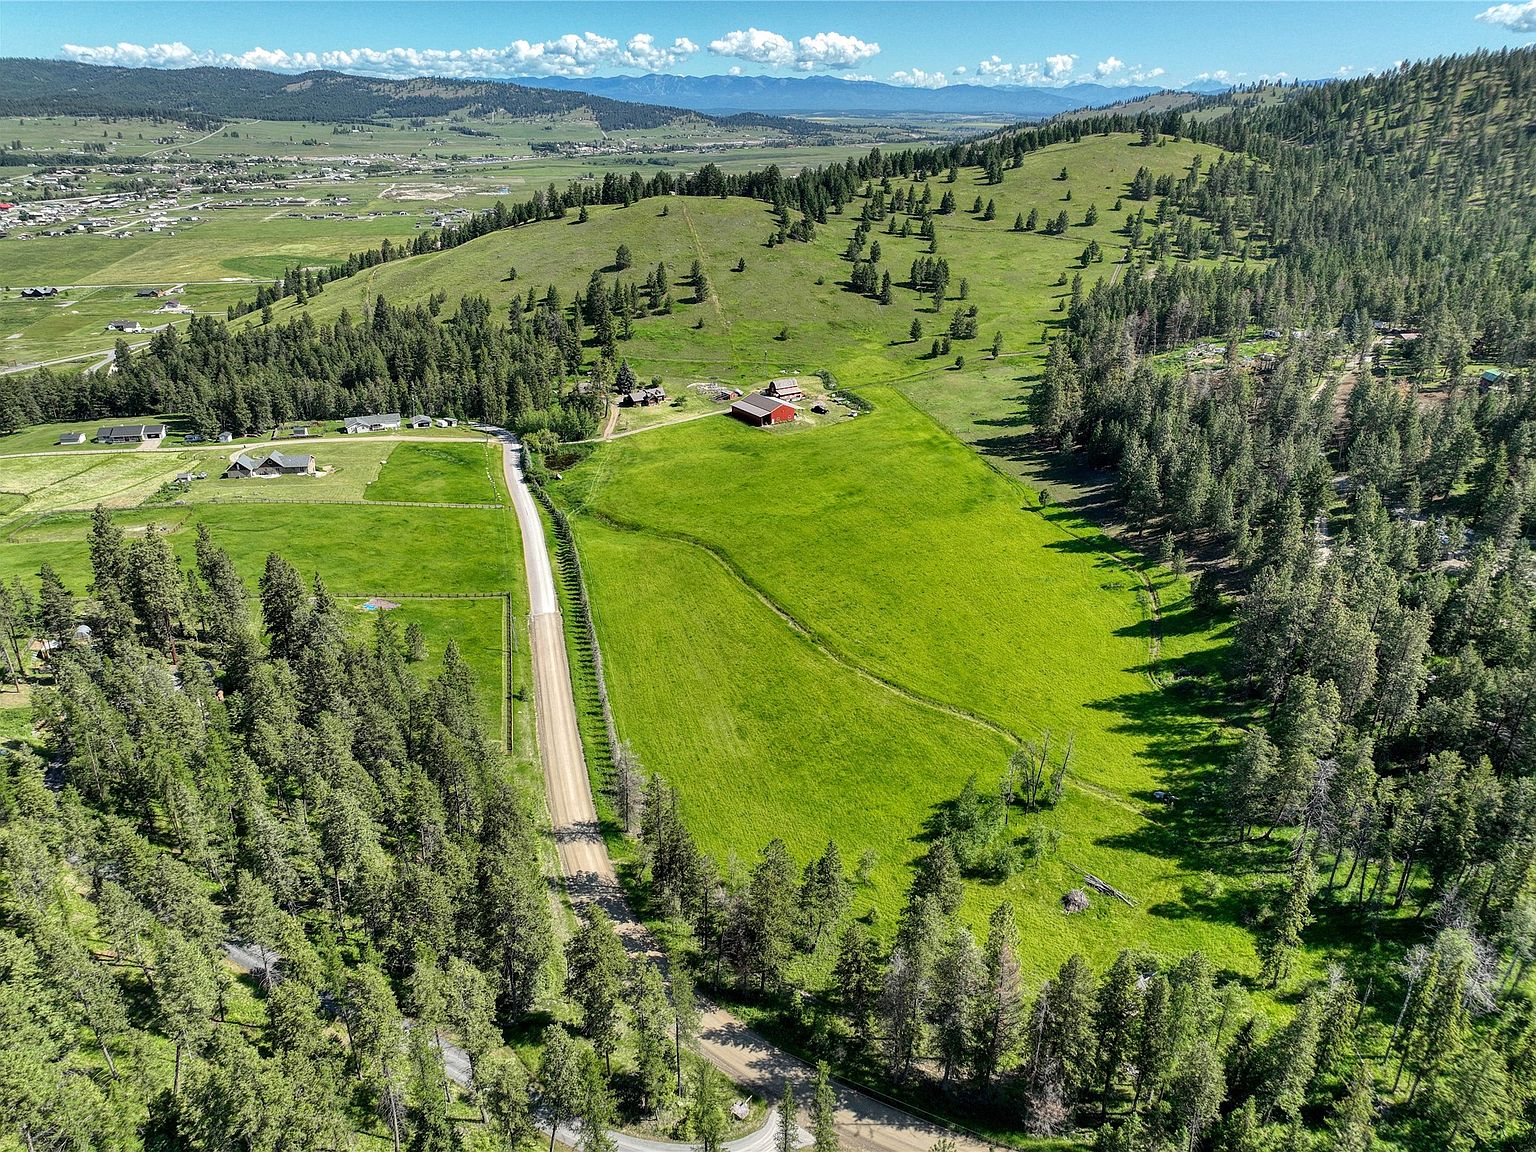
[{"x1": 498, "y1": 438, "x2": 990, "y2": 1152}]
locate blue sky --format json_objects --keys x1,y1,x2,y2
[{"x1": 8, "y1": 1, "x2": 1536, "y2": 89}]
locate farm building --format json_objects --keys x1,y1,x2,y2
[
  {"x1": 135, "y1": 288, "x2": 162, "y2": 298},
  {"x1": 765, "y1": 377, "x2": 804, "y2": 401},
  {"x1": 620, "y1": 387, "x2": 668, "y2": 407},
  {"x1": 408, "y1": 415, "x2": 433, "y2": 429},
  {"x1": 344, "y1": 413, "x2": 402, "y2": 434},
  {"x1": 96, "y1": 423, "x2": 165, "y2": 444},
  {"x1": 106, "y1": 319, "x2": 144, "y2": 333},
  {"x1": 57, "y1": 432, "x2": 86, "y2": 445},
  {"x1": 216, "y1": 431, "x2": 233, "y2": 443},
  {"x1": 1480, "y1": 369, "x2": 1505, "y2": 393},
  {"x1": 20, "y1": 286, "x2": 58, "y2": 298},
  {"x1": 435, "y1": 417, "x2": 458, "y2": 428},
  {"x1": 731, "y1": 394, "x2": 796, "y2": 427},
  {"x1": 223, "y1": 450, "x2": 316, "y2": 479}
]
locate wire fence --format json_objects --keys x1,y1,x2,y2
[{"x1": 527, "y1": 466, "x2": 620, "y2": 766}]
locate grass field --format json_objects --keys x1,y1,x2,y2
[
  {"x1": 553, "y1": 386, "x2": 1259, "y2": 982},
  {"x1": 364, "y1": 439, "x2": 507, "y2": 504}
]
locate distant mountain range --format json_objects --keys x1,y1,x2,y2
[
  {"x1": 0, "y1": 58, "x2": 1237, "y2": 132},
  {"x1": 0, "y1": 59, "x2": 811, "y2": 134},
  {"x1": 519, "y1": 73, "x2": 1227, "y2": 118}
]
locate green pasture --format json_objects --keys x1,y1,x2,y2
[
  {"x1": 554, "y1": 386, "x2": 1257, "y2": 980},
  {"x1": 364, "y1": 439, "x2": 506, "y2": 504},
  {"x1": 0, "y1": 502, "x2": 518, "y2": 594}
]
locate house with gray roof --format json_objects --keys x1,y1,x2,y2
[
  {"x1": 343, "y1": 413, "x2": 401, "y2": 434},
  {"x1": 223, "y1": 450, "x2": 316, "y2": 479}
]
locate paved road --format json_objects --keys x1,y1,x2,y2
[{"x1": 497, "y1": 437, "x2": 989, "y2": 1152}]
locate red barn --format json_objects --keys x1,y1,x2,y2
[{"x1": 731, "y1": 393, "x2": 795, "y2": 427}]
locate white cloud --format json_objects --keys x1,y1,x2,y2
[
  {"x1": 59, "y1": 32, "x2": 701, "y2": 78},
  {"x1": 707, "y1": 27, "x2": 796, "y2": 67},
  {"x1": 888, "y1": 68, "x2": 948, "y2": 88},
  {"x1": 1477, "y1": 0, "x2": 1536, "y2": 31},
  {"x1": 617, "y1": 34, "x2": 698, "y2": 71},
  {"x1": 62, "y1": 40, "x2": 205, "y2": 66},
  {"x1": 794, "y1": 31, "x2": 880, "y2": 68},
  {"x1": 1128, "y1": 67, "x2": 1166, "y2": 84},
  {"x1": 708, "y1": 27, "x2": 879, "y2": 70},
  {"x1": 1095, "y1": 56, "x2": 1125, "y2": 77},
  {"x1": 972, "y1": 52, "x2": 1081, "y2": 86},
  {"x1": 1194, "y1": 69, "x2": 1233, "y2": 82},
  {"x1": 953, "y1": 65, "x2": 967, "y2": 75}
]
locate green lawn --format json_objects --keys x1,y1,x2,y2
[
  {"x1": 553, "y1": 386, "x2": 1252, "y2": 981},
  {"x1": 365, "y1": 440, "x2": 506, "y2": 504},
  {"x1": 0, "y1": 502, "x2": 519, "y2": 595}
]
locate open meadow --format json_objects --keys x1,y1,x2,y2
[
  {"x1": 552, "y1": 386, "x2": 1258, "y2": 982},
  {"x1": 268, "y1": 134, "x2": 1229, "y2": 394}
]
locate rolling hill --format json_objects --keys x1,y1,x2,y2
[{"x1": 0, "y1": 57, "x2": 812, "y2": 133}]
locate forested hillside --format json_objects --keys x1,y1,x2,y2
[
  {"x1": 0, "y1": 58, "x2": 809, "y2": 133},
  {"x1": 1, "y1": 516, "x2": 556, "y2": 1145}
]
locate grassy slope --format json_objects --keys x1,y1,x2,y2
[
  {"x1": 556, "y1": 389, "x2": 1250, "y2": 980},
  {"x1": 279, "y1": 135, "x2": 1220, "y2": 392}
]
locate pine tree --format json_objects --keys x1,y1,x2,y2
[
  {"x1": 811, "y1": 1061, "x2": 839, "y2": 1152},
  {"x1": 564, "y1": 905, "x2": 628, "y2": 1072}
]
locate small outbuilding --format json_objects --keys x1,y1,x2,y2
[
  {"x1": 408, "y1": 415, "x2": 432, "y2": 429},
  {"x1": 730, "y1": 393, "x2": 796, "y2": 427},
  {"x1": 765, "y1": 377, "x2": 804, "y2": 401},
  {"x1": 57, "y1": 431, "x2": 86, "y2": 445},
  {"x1": 216, "y1": 431, "x2": 233, "y2": 443}
]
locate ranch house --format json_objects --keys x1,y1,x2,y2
[
  {"x1": 106, "y1": 319, "x2": 144, "y2": 333},
  {"x1": 730, "y1": 394, "x2": 796, "y2": 427},
  {"x1": 96, "y1": 423, "x2": 166, "y2": 444},
  {"x1": 223, "y1": 450, "x2": 316, "y2": 479},
  {"x1": 344, "y1": 413, "x2": 402, "y2": 434}
]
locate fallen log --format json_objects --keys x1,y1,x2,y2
[{"x1": 1083, "y1": 872, "x2": 1137, "y2": 907}]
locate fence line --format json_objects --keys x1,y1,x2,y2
[{"x1": 526, "y1": 467, "x2": 620, "y2": 767}]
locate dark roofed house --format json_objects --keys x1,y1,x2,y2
[
  {"x1": 20, "y1": 287, "x2": 59, "y2": 298},
  {"x1": 96, "y1": 423, "x2": 163, "y2": 444},
  {"x1": 224, "y1": 450, "x2": 317, "y2": 479},
  {"x1": 135, "y1": 288, "x2": 162, "y2": 298},
  {"x1": 620, "y1": 386, "x2": 668, "y2": 407},
  {"x1": 765, "y1": 377, "x2": 804, "y2": 401},
  {"x1": 343, "y1": 413, "x2": 402, "y2": 434},
  {"x1": 408, "y1": 415, "x2": 432, "y2": 429},
  {"x1": 730, "y1": 393, "x2": 796, "y2": 428},
  {"x1": 106, "y1": 319, "x2": 143, "y2": 333}
]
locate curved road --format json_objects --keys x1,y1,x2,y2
[{"x1": 497, "y1": 438, "x2": 990, "y2": 1152}]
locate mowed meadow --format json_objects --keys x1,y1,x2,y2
[{"x1": 553, "y1": 387, "x2": 1250, "y2": 981}]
